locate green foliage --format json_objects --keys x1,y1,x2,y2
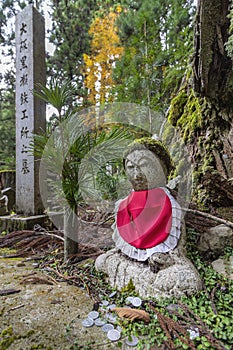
[
  {"x1": 33, "y1": 80, "x2": 134, "y2": 210},
  {"x1": 112, "y1": 0, "x2": 195, "y2": 112},
  {"x1": 40, "y1": 225, "x2": 233, "y2": 349},
  {"x1": 115, "y1": 238, "x2": 233, "y2": 350},
  {"x1": 0, "y1": 87, "x2": 15, "y2": 170},
  {"x1": 34, "y1": 79, "x2": 77, "y2": 115},
  {"x1": 47, "y1": 0, "x2": 98, "y2": 103}
]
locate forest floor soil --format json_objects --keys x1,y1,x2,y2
[{"x1": 0, "y1": 223, "x2": 140, "y2": 350}]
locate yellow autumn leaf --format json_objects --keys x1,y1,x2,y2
[{"x1": 83, "y1": 10, "x2": 123, "y2": 105}]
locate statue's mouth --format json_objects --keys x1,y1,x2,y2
[{"x1": 132, "y1": 179, "x2": 148, "y2": 191}]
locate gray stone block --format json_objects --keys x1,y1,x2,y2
[
  {"x1": 198, "y1": 224, "x2": 233, "y2": 257},
  {"x1": 15, "y1": 5, "x2": 46, "y2": 215},
  {"x1": 0, "y1": 215, "x2": 47, "y2": 233}
]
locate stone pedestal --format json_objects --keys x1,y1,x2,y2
[{"x1": 0, "y1": 214, "x2": 47, "y2": 234}]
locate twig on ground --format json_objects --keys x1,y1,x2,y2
[
  {"x1": 0, "y1": 289, "x2": 21, "y2": 296},
  {"x1": 181, "y1": 207, "x2": 233, "y2": 229},
  {"x1": 34, "y1": 224, "x2": 64, "y2": 241},
  {"x1": 148, "y1": 304, "x2": 196, "y2": 350},
  {"x1": 8, "y1": 304, "x2": 25, "y2": 312},
  {"x1": 20, "y1": 276, "x2": 54, "y2": 285}
]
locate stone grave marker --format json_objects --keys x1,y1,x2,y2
[{"x1": 15, "y1": 4, "x2": 46, "y2": 215}]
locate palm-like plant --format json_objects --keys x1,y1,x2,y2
[{"x1": 33, "y1": 79, "x2": 134, "y2": 260}]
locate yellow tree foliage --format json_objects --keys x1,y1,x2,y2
[{"x1": 83, "y1": 9, "x2": 123, "y2": 105}]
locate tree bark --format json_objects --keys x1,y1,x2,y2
[
  {"x1": 64, "y1": 206, "x2": 79, "y2": 261},
  {"x1": 193, "y1": 0, "x2": 232, "y2": 107},
  {"x1": 176, "y1": 0, "x2": 233, "y2": 210}
]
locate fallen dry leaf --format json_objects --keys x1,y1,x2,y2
[{"x1": 111, "y1": 307, "x2": 150, "y2": 323}]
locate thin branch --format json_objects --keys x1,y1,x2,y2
[
  {"x1": 35, "y1": 231, "x2": 64, "y2": 241},
  {"x1": 181, "y1": 207, "x2": 233, "y2": 229},
  {"x1": 34, "y1": 225, "x2": 64, "y2": 241},
  {"x1": 8, "y1": 304, "x2": 25, "y2": 312}
]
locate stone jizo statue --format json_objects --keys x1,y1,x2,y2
[{"x1": 95, "y1": 138, "x2": 202, "y2": 298}]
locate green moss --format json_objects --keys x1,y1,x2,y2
[
  {"x1": 30, "y1": 344, "x2": 52, "y2": 350},
  {"x1": 167, "y1": 90, "x2": 188, "y2": 126},
  {"x1": 0, "y1": 326, "x2": 16, "y2": 350},
  {"x1": 177, "y1": 91, "x2": 203, "y2": 141},
  {"x1": 121, "y1": 278, "x2": 135, "y2": 293},
  {"x1": 0, "y1": 248, "x2": 17, "y2": 256},
  {"x1": 162, "y1": 121, "x2": 175, "y2": 146},
  {"x1": 0, "y1": 326, "x2": 35, "y2": 350},
  {"x1": 0, "y1": 170, "x2": 15, "y2": 174},
  {"x1": 168, "y1": 88, "x2": 205, "y2": 143},
  {"x1": 167, "y1": 85, "x2": 221, "y2": 208},
  {"x1": 123, "y1": 137, "x2": 174, "y2": 176}
]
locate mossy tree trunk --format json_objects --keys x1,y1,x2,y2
[{"x1": 168, "y1": 0, "x2": 233, "y2": 213}]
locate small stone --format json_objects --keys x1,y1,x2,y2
[
  {"x1": 17, "y1": 262, "x2": 26, "y2": 267},
  {"x1": 125, "y1": 296, "x2": 134, "y2": 304},
  {"x1": 188, "y1": 328, "x2": 199, "y2": 340},
  {"x1": 94, "y1": 318, "x2": 106, "y2": 327},
  {"x1": 88, "y1": 311, "x2": 99, "y2": 320},
  {"x1": 102, "y1": 323, "x2": 114, "y2": 333},
  {"x1": 107, "y1": 329, "x2": 121, "y2": 342},
  {"x1": 100, "y1": 300, "x2": 109, "y2": 306},
  {"x1": 166, "y1": 304, "x2": 180, "y2": 313},
  {"x1": 109, "y1": 291, "x2": 117, "y2": 298},
  {"x1": 132, "y1": 297, "x2": 142, "y2": 307},
  {"x1": 82, "y1": 318, "x2": 94, "y2": 328},
  {"x1": 106, "y1": 313, "x2": 117, "y2": 323},
  {"x1": 117, "y1": 326, "x2": 122, "y2": 333},
  {"x1": 125, "y1": 335, "x2": 139, "y2": 347},
  {"x1": 107, "y1": 304, "x2": 117, "y2": 310},
  {"x1": 32, "y1": 263, "x2": 39, "y2": 268}
]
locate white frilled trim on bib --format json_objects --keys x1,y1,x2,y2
[{"x1": 112, "y1": 187, "x2": 182, "y2": 261}]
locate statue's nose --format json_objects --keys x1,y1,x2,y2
[{"x1": 133, "y1": 167, "x2": 144, "y2": 180}]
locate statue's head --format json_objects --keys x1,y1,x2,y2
[{"x1": 123, "y1": 137, "x2": 174, "y2": 191}]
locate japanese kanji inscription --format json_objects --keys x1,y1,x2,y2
[{"x1": 15, "y1": 5, "x2": 46, "y2": 215}]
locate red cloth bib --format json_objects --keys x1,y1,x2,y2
[{"x1": 116, "y1": 188, "x2": 172, "y2": 249}]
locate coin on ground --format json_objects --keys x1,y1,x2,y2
[
  {"x1": 132, "y1": 297, "x2": 142, "y2": 307},
  {"x1": 94, "y1": 318, "x2": 106, "y2": 327},
  {"x1": 82, "y1": 318, "x2": 94, "y2": 327},
  {"x1": 125, "y1": 296, "x2": 134, "y2": 304},
  {"x1": 125, "y1": 335, "x2": 139, "y2": 347},
  {"x1": 106, "y1": 313, "x2": 117, "y2": 323},
  {"x1": 107, "y1": 329, "x2": 121, "y2": 342},
  {"x1": 102, "y1": 323, "x2": 114, "y2": 332},
  {"x1": 88, "y1": 311, "x2": 99, "y2": 320},
  {"x1": 117, "y1": 326, "x2": 122, "y2": 333}
]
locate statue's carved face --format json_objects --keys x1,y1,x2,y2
[{"x1": 125, "y1": 149, "x2": 167, "y2": 191}]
